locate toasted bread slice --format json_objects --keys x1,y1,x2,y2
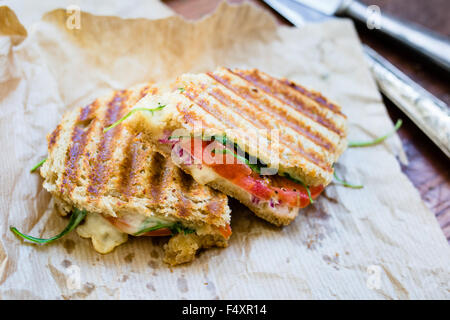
[
  {"x1": 40, "y1": 83, "x2": 231, "y2": 265},
  {"x1": 127, "y1": 68, "x2": 347, "y2": 226}
]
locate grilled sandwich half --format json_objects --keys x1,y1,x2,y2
[
  {"x1": 40, "y1": 83, "x2": 232, "y2": 265},
  {"x1": 126, "y1": 68, "x2": 347, "y2": 226}
]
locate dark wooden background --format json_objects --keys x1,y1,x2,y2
[{"x1": 165, "y1": 0, "x2": 450, "y2": 242}]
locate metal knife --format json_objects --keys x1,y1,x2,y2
[
  {"x1": 263, "y1": 0, "x2": 450, "y2": 158},
  {"x1": 292, "y1": 0, "x2": 450, "y2": 72}
]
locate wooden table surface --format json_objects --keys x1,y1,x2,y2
[{"x1": 165, "y1": 0, "x2": 450, "y2": 242}]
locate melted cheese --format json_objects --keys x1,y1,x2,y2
[
  {"x1": 186, "y1": 164, "x2": 218, "y2": 185},
  {"x1": 76, "y1": 212, "x2": 128, "y2": 254}
]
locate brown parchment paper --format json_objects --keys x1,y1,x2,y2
[
  {"x1": 0, "y1": 0, "x2": 173, "y2": 29},
  {"x1": 0, "y1": 2, "x2": 449, "y2": 300}
]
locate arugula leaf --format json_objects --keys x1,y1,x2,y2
[
  {"x1": 333, "y1": 171, "x2": 363, "y2": 189},
  {"x1": 10, "y1": 208, "x2": 87, "y2": 244},
  {"x1": 211, "y1": 135, "x2": 228, "y2": 145},
  {"x1": 133, "y1": 222, "x2": 173, "y2": 236},
  {"x1": 348, "y1": 119, "x2": 402, "y2": 147},
  {"x1": 30, "y1": 158, "x2": 47, "y2": 173},
  {"x1": 133, "y1": 221, "x2": 195, "y2": 236},
  {"x1": 212, "y1": 148, "x2": 261, "y2": 173},
  {"x1": 103, "y1": 104, "x2": 166, "y2": 133},
  {"x1": 282, "y1": 173, "x2": 314, "y2": 204},
  {"x1": 170, "y1": 222, "x2": 195, "y2": 235},
  {"x1": 211, "y1": 135, "x2": 264, "y2": 173}
]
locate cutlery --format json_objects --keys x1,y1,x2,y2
[
  {"x1": 263, "y1": 0, "x2": 450, "y2": 158},
  {"x1": 292, "y1": 0, "x2": 450, "y2": 72}
]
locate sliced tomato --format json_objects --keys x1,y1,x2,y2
[
  {"x1": 238, "y1": 175, "x2": 274, "y2": 200},
  {"x1": 210, "y1": 162, "x2": 253, "y2": 181},
  {"x1": 309, "y1": 185, "x2": 324, "y2": 199},
  {"x1": 217, "y1": 224, "x2": 232, "y2": 239},
  {"x1": 141, "y1": 228, "x2": 172, "y2": 237},
  {"x1": 269, "y1": 175, "x2": 324, "y2": 207},
  {"x1": 104, "y1": 216, "x2": 173, "y2": 237},
  {"x1": 272, "y1": 187, "x2": 307, "y2": 207},
  {"x1": 174, "y1": 137, "x2": 324, "y2": 208},
  {"x1": 104, "y1": 216, "x2": 136, "y2": 234}
]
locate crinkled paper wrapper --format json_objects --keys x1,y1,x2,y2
[{"x1": 0, "y1": 1, "x2": 449, "y2": 300}]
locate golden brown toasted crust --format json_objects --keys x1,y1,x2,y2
[
  {"x1": 163, "y1": 233, "x2": 228, "y2": 266},
  {"x1": 41, "y1": 83, "x2": 230, "y2": 228},
  {"x1": 128, "y1": 68, "x2": 347, "y2": 187},
  {"x1": 126, "y1": 68, "x2": 348, "y2": 225},
  {"x1": 40, "y1": 83, "x2": 231, "y2": 264}
]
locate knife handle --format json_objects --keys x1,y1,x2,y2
[
  {"x1": 363, "y1": 45, "x2": 450, "y2": 158},
  {"x1": 341, "y1": 0, "x2": 450, "y2": 72}
]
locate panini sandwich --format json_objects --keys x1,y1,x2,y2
[
  {"x1": 125, "y1": 68, "x2": 347, "y2": 226},
  {"x1": 35, "y1": 83, "x2": 232, "y2": 265}
]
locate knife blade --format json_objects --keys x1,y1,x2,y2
[
  {"x1": 292, "y1": 0, "x2": 450, "y2": 71},
  {"x1": 292, "y1": 0, "x2": 345, "y2": 15},
  {"x1": 263, "y1": 0, "x2": 450, "y2": 158}
]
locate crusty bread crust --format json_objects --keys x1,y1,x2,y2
[
  {"x1": 126, "y1": 68, "x2": 348, "y2": 225},
  {"x1": 40, "y1": 83, "x2": 230, "y2": 229},
  {"x1": 40, "y1": 83, "x2": 231, "y2": 265},
  {"x1": 163, "y1": 233, "x2": 228, "y2": 266}
]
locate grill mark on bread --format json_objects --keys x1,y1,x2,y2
[
  {"x1": 61, "y1": 112, "x2": 96, "y2": 194},
  {"x1": 280, "y1": 79, "x2": 345, "y2": 118},
  {"x1": 87, "y1": 91, "x2": 128, "y2": 196},
  {"x1": 176, "y1": 193, "x2": 191, "y2": 218},
  {"x1": 149, "y1": 152, "x2": 169, "y2": 203},
  {"x1": 176, "y1": 103, "x2": 208, "y2": 128},
  {"x1": 206, "y1": 200, "x2": 224, "y2": 218},
  {"x1": 232, "y1": 69, "x2": 344, "y2": 136},
  {"x1": 79, "y1": 101, "x2": 97, "y2": 122},
  {"x1": 182, "y1": 89, "x2": 240, "y2": 130},
  {"x1": 208, "y1": 89, "x2": 267, "y2": 129},
  {"x1": 211, "y1": 70, "x2": 336, "y2": 149},
  {"x1": 207, "y1": 87, "x2": 331, "y2": 170},
  {"x1": 206, "y1": 72, "x2": 330, "y2": 170},
  {"x1": 139, "y1": 85, "x2": 151, "y2": 98},
  {"x1": 177, "y1": 169, "x2": 195, "y2": 194},
  {"x1": 139, "y1": 85, "x2": 159, "y2": 99},
  {"x1": 44, "y1": 83, "x2": 230, "y2": 231},
  {"x1": 48, "y1": 124, "x2": 62, "y2": 151},
  {"x1": 118, "y1": 133, "x2": 145, "y2": 198}
]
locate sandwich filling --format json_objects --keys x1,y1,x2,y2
[
  {"x1": 160, "y1": 135, "x2": 324, "y2": 210},
  {"x1": 12, "y1": 83, "x2": 233, "y2": 265},
  {"x1": 102, "y1": 211, "x2": 231, "y2": 239}
]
